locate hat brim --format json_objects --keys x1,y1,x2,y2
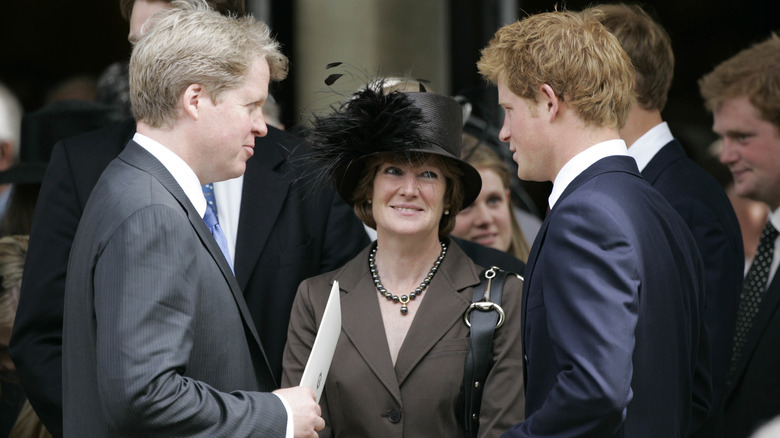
[{"x1": 336, "y1": 147, "x2": 482, "y2": 210}]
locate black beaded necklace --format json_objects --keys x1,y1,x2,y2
[{"x1": 369, "y1": 241, "x2": 447, "y2": 315}]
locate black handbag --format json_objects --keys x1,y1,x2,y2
[{"x1": 461, "y1": 266, "x2": 514, "y2": 438}]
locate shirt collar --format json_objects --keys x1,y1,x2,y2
[
  {"x1": 549, "y1": 139, "x2": 628, "y2": 209},
  {"x1": 132, "y1": 132, "x2": 207, "y2": 217},
  {"x1": 626, "y1": 122, "x2": 674, "y2": 171},
  {"x1": 769, "y1": 206, "x2": 780, "y2": 232}
]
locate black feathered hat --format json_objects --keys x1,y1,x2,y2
[{"x1": 307, "y1": 85, "x2": 482, "y2": 209}]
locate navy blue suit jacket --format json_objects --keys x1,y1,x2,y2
[
  {"x1": 642, "y1": 139, "x2": 743, "y2": 436},
  {"x1": 503, "y1": 156, "x2": 709, "y2": 437}
]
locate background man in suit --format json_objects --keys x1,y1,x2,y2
[
  {"x1": 592, "y1": 5, "x2": 744, "y2": 436},
  {"x1": 9, "y1": 1, "x2": 369, "y2": 436},
  {"x1": 699, "y1": 33, "x2": 780, "y2": 438},
  {"x1": 478, "y1": 10, "x2": 709, "y2": 437},
  {"x1": 59, "y1": 1, "x2": 323, "y2": 436}
]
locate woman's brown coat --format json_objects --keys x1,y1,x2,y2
[{"x1": 282, "y1": 241, "x2": 525, "y2": 437}]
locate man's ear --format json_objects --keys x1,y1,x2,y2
[
  {"x1": 539, "y1": 84, "x2": 560, "y2": 122},
  {"x1": 182, "y1": 84, "x2": 205, "y2": 121},
  {"x1": 0, "y1": 141, "x2": 15, "y2": 171}
]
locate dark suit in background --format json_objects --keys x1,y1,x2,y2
[
  {"x1": 641, "y1": 139, "x2": 743, "y2": 435},
  {"x1": 697, "y1": 31, "x2": 780, "y2": 438},
  {"x1": 723, "y1": 260, "x2": 780, "y2": 437},
  {"x1": 10, "y1": 121, "x2": 368, "y2": 436}
]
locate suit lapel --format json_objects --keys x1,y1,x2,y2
[
  {"x1": 393, "y1": 242, "x2": 479, "y2": 386},
  {"x1": 234, "y1": 128, "x2": 291, "y2": 291},
  {"x1": 521, "y1": 213, "x2": 549, "y2": 386},
  {"x1": 338, "y1": 249, "x2": 404, "y2": 402},
  {"x1": 640, "y1": 139, "x2": 685, "y2": 184},
  {"x1": 118, "y1": 142, "x2": 267, "y2": 357},
  {"x1": 729, "y1": 275, "x2": 780, "y2": 395},
  {"x1": 523, "y1": 156, "x2": 641, "y2": 380}
]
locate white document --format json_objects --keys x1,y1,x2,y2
[{"x1": 299, "y1": 280, "x2": 341, "y2": 403}]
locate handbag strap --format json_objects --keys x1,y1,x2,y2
[{"x1": 462, "y1": 266, "x2": 509, "y2": 438}]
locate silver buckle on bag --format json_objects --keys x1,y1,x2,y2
[{"x1": 464, "y1": 267, "x2": 506, "y2": 328}]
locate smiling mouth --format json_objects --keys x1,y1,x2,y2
[
  {"x1": 473, "y1": 233, "x2": 497, "y2": 243},
  {"x1": 392, "y1": 206, "x2": 422, "y2": 213},
  {"x1": 730, "y1": 168, "x2": 749, "y2": 178}
]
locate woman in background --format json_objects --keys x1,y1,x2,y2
[{"x1": 452, "y1": 137, "x2": 530, "y2": 261}]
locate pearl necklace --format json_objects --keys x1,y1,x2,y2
[{"x1": 369, "y1": 241, "x2": 447, "y2": 315}]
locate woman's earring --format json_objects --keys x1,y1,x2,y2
[
  {"x1": 444, "y1": 209, "x2": 450, "y2": 215},
  {"x1": 368, "y1": 199, "x2": 372, "y2": 204}
]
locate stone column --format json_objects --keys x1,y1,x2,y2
[{"x1": 293, "y1": 0, "x2": 450, "y2": 124}]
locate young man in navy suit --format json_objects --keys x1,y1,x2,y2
[
  {"x1": 592, "y1": 5, "x2": 744, "y2": 436},
  {"x1": 700, "y1": 34, "x2": 780, "y2": 438},
  {"x1": 478, "y1": 10, "x2": 710, "y2": 437}
]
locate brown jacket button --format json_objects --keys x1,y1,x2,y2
[{"x1": 385, "y1": 409, "x2": 402, "y2": 423}]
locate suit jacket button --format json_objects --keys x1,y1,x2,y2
[{"x1": 387, "y1": 409, "x2": 402, "y2": 423}]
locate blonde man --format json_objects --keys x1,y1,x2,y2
[
  {"x1": 60, "y1": 1, "x2": 323, "y2": 436},
  {"x1": 478, "y1": 10, "x2": 709, "y2": 437}
]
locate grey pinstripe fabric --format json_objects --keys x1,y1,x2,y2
[{"x1": 62, "y1": 141, "x2": 286, "y2": 437}]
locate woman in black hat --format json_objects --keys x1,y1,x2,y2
[{"x1": 281, "y1": 83, "x2": 525, "y2": 437}]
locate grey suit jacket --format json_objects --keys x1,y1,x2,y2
[
  {"x1": 62, "y1": 141, "x2": 287, "y2": 437},
  {"x1": 282, "y1": 241, "x2": 525, "y2": 438}
]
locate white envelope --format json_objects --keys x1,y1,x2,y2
[{"x1": 299, "y1": 280, "x2": 341, "y2": 403}]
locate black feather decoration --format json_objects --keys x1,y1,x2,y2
[
  {"x1": 306, "y1": 83, "x2": 429, "y2": 203},
  {"x1": 324, "y1": 73, "x2": 344, "y2": 86}
]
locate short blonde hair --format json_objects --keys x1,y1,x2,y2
[
  {"x1": 477, "y1": 9, "x2": 636, "y2": 129},
  {"x1": 129, "y1": 0, "x2": 288, "y2": 128},
  {"x1": 699, "y1": 33, "x2": 780, "y2": 129}
]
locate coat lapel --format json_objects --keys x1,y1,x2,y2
[
  {"x1": 338, "y1": 248, "x2": 404, "y2": 402},
  {"x1": 234, "y1": 127, "x2": 292, "y2": 291},
  {"x1": 729, "y1": 275, "x2": 780, "y2": 396},
  {"x1": 118, "y1": 142, "x2": 267, "y2": 358},
  {"x1": 393, "y1": 242, "x2": 480, "y2": 386},
  {"x1": 640, "y1": 139, "x2": 685, "y2": 184},
  {"x1": 523, "y1": 156, "x2": 641, "y2": 381}
]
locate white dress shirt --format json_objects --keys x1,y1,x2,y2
[
  {"x1": 549, "y1": 139, "x2": 629, "y2": 209},
  {"x1": 626, "y1": 122, "x2": 674, "y2": 172},
  {"x1": 766, "y1": 207, "x2": 780, "y2": 285},
  {"x1": 213, "y1": 176, "x2": 242, "y2": 263}
]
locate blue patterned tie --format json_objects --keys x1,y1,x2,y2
[
  {"x1": 202, "y1": 183, "x2": 217, "y2": 212},
  {"x1": 201, "y1": 184, "x2": 232, "y2": 272},
  {"x1": 203, "y1": 203, "x2": 233, "y2": 272}
]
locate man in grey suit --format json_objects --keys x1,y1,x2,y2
[{"x1": 61, "y1": 1, "x2": 324, "y2": 436}]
